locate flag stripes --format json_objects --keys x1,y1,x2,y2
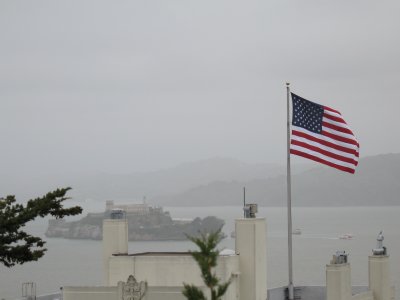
[
  {"x1": 290, "y1": 149, "x2": 357, "y2": 174},
  {"x1": 290, "y1": 93, "x2": 359, "y2": 174},
  {"x1": 291, "y1": 129, "x2": 359, "y2": 156}
]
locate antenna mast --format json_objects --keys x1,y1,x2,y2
[{"x1": 243, "y1": 187, "x2": 246, "y2": 218}]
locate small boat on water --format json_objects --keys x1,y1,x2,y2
[
  {"x1": 339, "y1": 233, "x2": 354, "y2": 240},
  {"x1": 292, "y1": 228, "x2": 302, "y2": 235}
]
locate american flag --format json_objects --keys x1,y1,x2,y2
[{"x1": 290, "y1": 93, "x2": 360, "y2": 174}]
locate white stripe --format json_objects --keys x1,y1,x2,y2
[
  {"x1": 291, "y1": 135, "x2": 358, "y2": 162},
  {"x1": 292, "y1": 126, "x2": 360, "y2": 152},
  {"x1": 323, "y1": 117, "x2": 352, "y2": 132},
  {"x1": 322, "y1": 125, "x2": 357, "y2": 141},
  {"x1": 290, "y1": 144, "x2": 357, "y2": 169},
  {"x1": 324, "y1": 109, "x2": 342, "y2": 119}
]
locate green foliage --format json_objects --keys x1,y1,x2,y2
[
  {"x1": 182, "y1": 285, "x2": 207, "y2": 300},
  {"x1": 182, "y1": 229, "x2": 231, "y2": 300},
  {"x1": 0, "y1": 187, "x2": 82, "y2": 267}
]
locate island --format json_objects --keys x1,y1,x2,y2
[{"x1": 45, "y1": 200, "x2": 225, "y2": 241}]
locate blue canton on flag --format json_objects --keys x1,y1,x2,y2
[{"x1": 292, "y1": 94, "x2": 324, "y2": 134}]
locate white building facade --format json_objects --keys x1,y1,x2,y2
[
  {"x1": 63, "y1": 206, "x2": 267, "y2": 300},
  {"x1": 62, "y1": 206, "x2": 395, "y2": 300}
]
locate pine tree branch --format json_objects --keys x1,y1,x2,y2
[
  {"x1": 182, "y1": 228, "x2": 231, "y2": 300},
  {"x1": 0, "y1": 188, "x2": 82, "y2": 267}
]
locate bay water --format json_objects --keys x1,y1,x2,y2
[{"x1": 1, "y1": 206, "x2": 399, "y2": 299}]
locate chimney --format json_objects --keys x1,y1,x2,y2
[
  {"x1": 326, "y1": 251, "x2": 351, "y2": 300},
  {"x1": 102, "y1": 209, "x2": 128, "y2": 285},
  {"x1": 369, "y1": 231, "x2": 393, "y2": 300},
  {"x1": 235, "y1": 204, "x2": 267, "y2": 300}
]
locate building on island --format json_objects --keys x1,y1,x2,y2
[{"x1": 105, "y1": 200, "x2": 153, "y2": 215}]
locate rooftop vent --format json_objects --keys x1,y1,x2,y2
[
  {"x1": 22, "y1": 282, "x2": 36, "y2": 300},
  {"x1": 330, "y1": 250, "x2": 348, "y2": 264},
  {"x1": 110, "y1": 208, "x2": 125, "y2": 219},
  {"x1": 244, "y1": 203, "x2": 258, "y2": 218},
  {"x1": 372, "y1": 231, "x2": 387, "y2": 255}
]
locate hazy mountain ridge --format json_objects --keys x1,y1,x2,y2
[
  {"x1": 155, "y1": 153, "x2": 400, "y2": 207},
  {"x1": 1, "y1": 157, "x2": 287, "y2": 202},
  {"x1": 4, "y1": 154, "x2": 398, "y2": 207},
  {"x1": 69, "y1": 157, "x2": 286, "y2": 201}
]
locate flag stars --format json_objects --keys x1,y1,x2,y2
[{"x1": 291, "y1": 94, "x2": 323, "y2": 133}]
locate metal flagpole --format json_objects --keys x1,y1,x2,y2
[{"x1": 286, "y1": 82, "x2": 294, "y2": 300}]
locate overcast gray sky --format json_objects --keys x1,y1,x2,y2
[{"x1": 1, "y1": 0, "x2": 399, "y2": 179}]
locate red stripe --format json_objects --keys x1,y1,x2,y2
[
  {"x1": 291, "y1": 130, "x2": 359, "y2": 157},
  {"x1": 323, "y1": 113, "x2": 347, "y2": 124},
  {"x1": 290, "y1": 149, "x2": 356, "y2": 174},
  {"x1": 322, "y1": 121, "x2": 354, "y2": 135},
  {"x1": 291, "y1": 140, "x2": 358, "y2": 165},
  {"x1": 321, "y1": 130, "x2": 359, "y2": 147},
  {"x1": 323, "y1": 106, "x2": 341, "y2": 115}
]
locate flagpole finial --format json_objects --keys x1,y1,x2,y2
[{"x1": 286, "y1": 82, "x2": 290, "y2": 87}]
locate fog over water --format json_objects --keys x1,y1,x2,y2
[{"x1": 1, "y1": 206, "x2": 400, "y2": 299}]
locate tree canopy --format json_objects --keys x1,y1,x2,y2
[
  {"x1": 182, "y1": 229, "x2": 231, "y2": 300},
  {"x1": 0, "y1": 187, "x2": 82, "y2": 267}
]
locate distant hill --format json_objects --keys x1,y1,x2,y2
[
  {"x1": 155, "y1": 153, "x2": 400, "y2": 207},
  {"x1": 2, "y1": 157, "x2": 309, "y2": 203},
  {"x1": 66, "y1": 157, "x2": 287, "y2": 201},
  {"x1": 73, "y1": 158, "x2": 285, "y2": 200},
  {"x1": 5, "y1": 154, "x2": 398, "y2": 207}
]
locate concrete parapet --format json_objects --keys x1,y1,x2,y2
[
  {"x1": 63, "y1": 286, "x2": 118, "y2": 300},
  {"x1": 352, "y1": 290, "x2": 373, "y2": 300},
  {"x1": 103, "y1": 219, "x2": 128, "y2": 285},
  {"x1": 63, "y1": 285, "x2": 207, "y2": 300},
  {"x1": 326, "y1": 263, "x2": 351, "y2": 300},
  {"x1": 235, "y1": 217, "x2": 267, "y2": 300},
  {"x1": 368, "y1": 255, "x2": 392, "y2": 300}
]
